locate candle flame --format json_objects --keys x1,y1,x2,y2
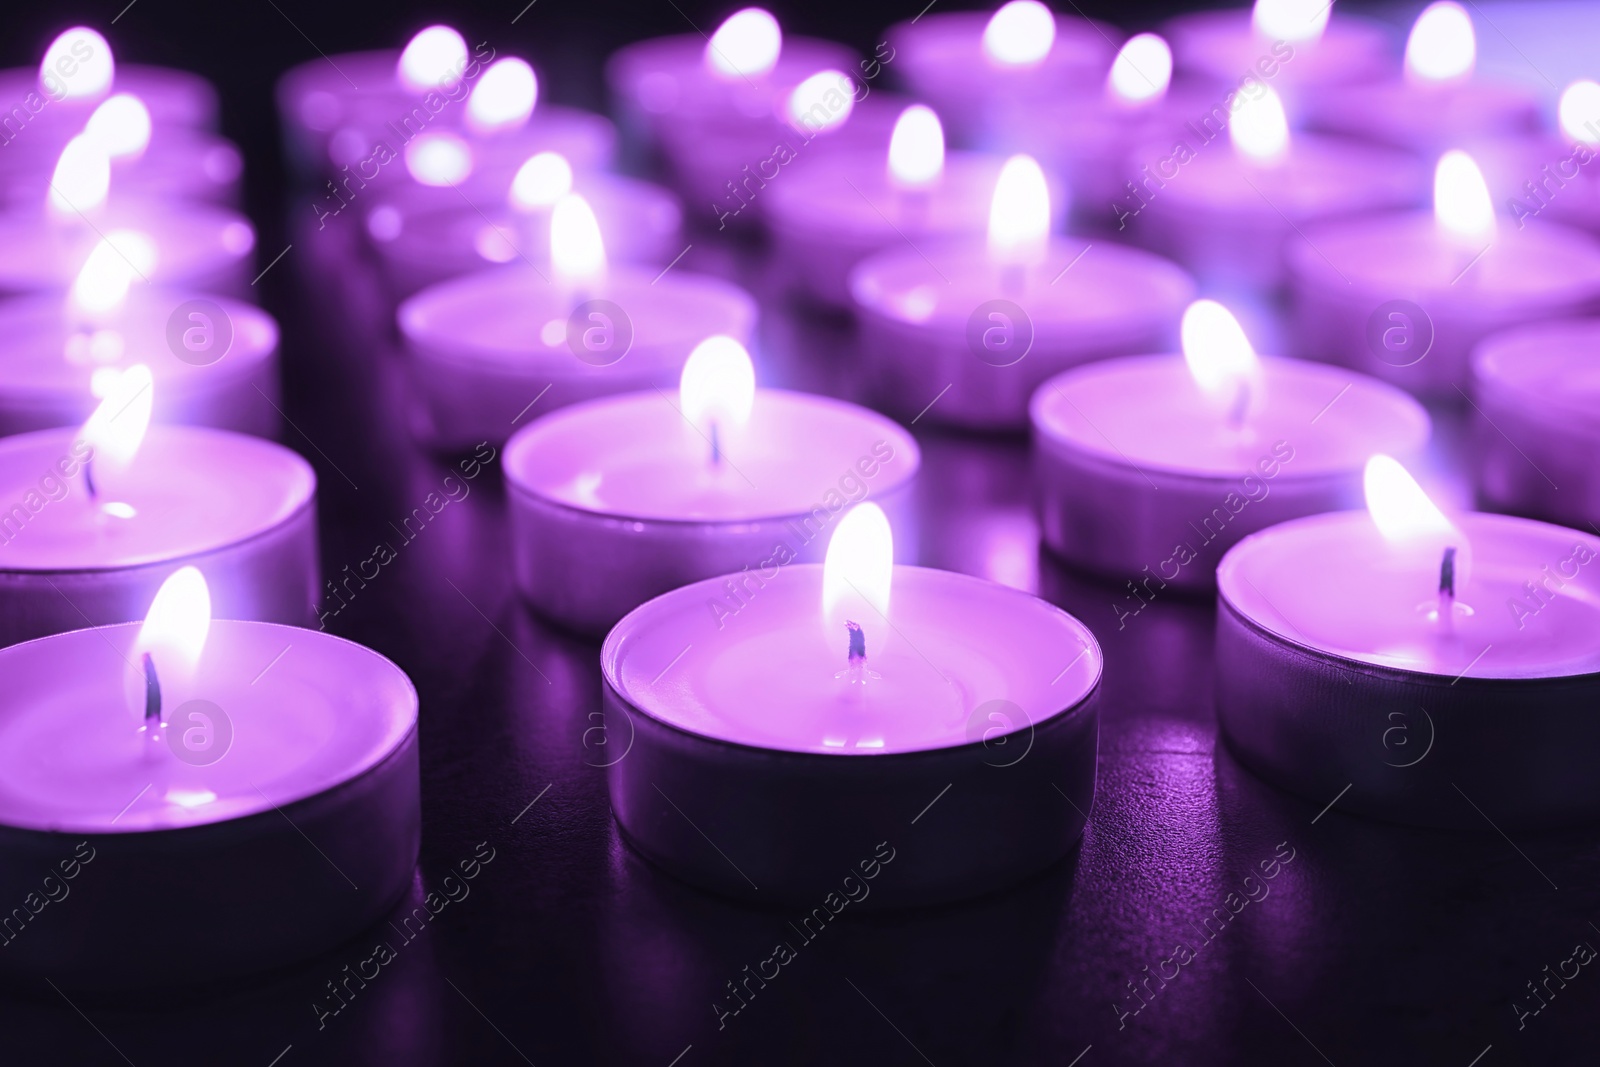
[
  {"x1": 1560, "y1": 80, "x2": 1600, "y2": 147},
  {"x1": 85, "y1": 94, "x2": 151, "y2": 160},
  {"x1": 41, "y1": 28, "x2": 113, "y2": 100},
  {"x1": 70, "y1": 229, "x2": 157, "y2": 317},
  {"x1": 1251, "y1": 0, "x2": 1331, "y2": 44},
  {"x1": 1230, "y1": 85, "x2": 1290, "y2": 165},
  {"x1": 1433, "y1": 149, "x2": 1495, "y2": 242},
  {"x1": 1405, "y1": 1, "x2": 1475, "y2": 84},
  {"x1": 404, "y1": 131, "x2": 473, "y2": 186},
  {"x1": 705, "y1": 8, "x2": 782, "y2": 80},
  {"x1": 823, "y1": 502, "x2": 893, "y2": 636},
  {"x1": 1181, "y1": 300, "x2": 1262, "y2": 424},
  {"x1": 397, "y1": 26, "x2": 468, "y2": 93},
  {"x1": 1364, "y1": 454, "x2": 1472, "y2": 598},
  {"x1": 680, "y1": 336, "x2": 756, "y2": 443},
  {"x1": 466, "y1": 57, "x2": 538, "y2": 135},
  {"x1": 135, "y1": 566, "x2": 211, "y2": 697},
  {"x1": 787, "y1": 70, "x2": 855, "y2": 134},
  {"x1": 49, "y1": 135, "x2": 111, "y2": 217},
  {"x1": 888, "y1": 105, "x2": 944, "y2": 189},
  {"x1": 78, "y1": 363, "x2": 153, "y2": 470},
  {"x1": 551, "y1": 193, "x2": 606, "y2": 287},
  {"x1": 987, "y1": 155, "x2": 1050, "y2": 267},
  {"x1": 982, "y1": 0, "x2": 1055, "y2": 68},
  {"x1": 1107, "y1": 33, "x2": 1172, "y2": 105},
  {"x1": 509, "y1": 152, "x2": 573, "y2": 211}
]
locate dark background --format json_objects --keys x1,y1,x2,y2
[{"x1": 3, "y1": 3, "x2": 1599, "y2": 1067}]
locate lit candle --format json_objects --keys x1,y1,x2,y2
[
  {"x1": 365, "y1": 149, "x2": 683, "y2": 300},
  {"x1": 0, "y1": 138, "x2": 255, "y2": 297},
  {"x1": 1122, "y1": 82, "x2": 1427, "y2": 292},
  {"x1": 1469, "y1": 317, "x2": 1600, "y2": 530},
  {"x1": 1289, "y1": 149, "x2": 1600, "y2": 396},
  {"x1": 850, "y1": 153, "x2": 1194, "y2": 428},
  {"x1": 1032, "y1": 300, "x2": 1430, "y2": 596},
  {"x1": 600, "y1": 501, "x2": 1102, "y2": 904},
  {"x1": 765, "y1": 104, "x2": 1043, "y2": 306},
  {"x1": 1468, "y1": 79, "x2": 1600, "y2": 237},
  {"x1": 0, "y1": 368, "x2": 318, "y2": 647},
  {"x1": 0, "y1": 240, "x2": 281, "y2": 436},
  {"x1": 1163, "y1": 0, "x2": 1393, "y2": 112},
  {"x1": 398, "y1": 192, "x2": 756, "y2": 449},
  {"x1": 605, "y1": 9, "x2": 857, "y2": 216},
  {"x1": 1305, "y1": 1, "x2": 1541, "y2": 153},
  {"x1": 504, "y1": 336, "x2": 920, "y2": 633},
  {"x1": 0, "y1": 567, "x2": 418, "y2": 987},
  {"x1": 885, "y1": 1, "x2": 1118, "y2": 146},
  {"x1": 1217, "y1": 456, "x2": 1600, "y2": 828},
  {"x1": 277, "y1": 29, "x2": 615, "y2": 184}
]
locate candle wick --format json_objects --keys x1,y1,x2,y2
[
  {"x1": 709, "y1": 421, "x2": 722, "y2": 467},
  {"x1": 846, "y1": 620, "x2": 866, "y2": 666},
  {"x1": 1438, "y1": 546, "x2": 1457, "y2": 625},
  {"x1": 142, "y1": 651, "x2": 162, "y2": 727},
  {"x1": 83, "y1": 457, "x2": 98, "y2": 503}
]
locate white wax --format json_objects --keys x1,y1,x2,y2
[
  {"x1": 1033, "y1": 354, "x2": 1429, "y2": 476},
  {"x1": 607, "y1": 564, "x2": 1101, "y2": 754},
  {"x1": 1220, "y1": 512, "x2": 1600, "y2": 679},
  {"x1": 0, "y1": 426, "x2": 313, "y2": 569},
  {"x1": 1473, "y1": 319, "x2": 1600, "y2": 433},
  {"x1": 506, "y1": 390, "x2": 918, "y2": 522},
  {"x1": 0, "y1": 621, "x2": 415, "y2": 832}
]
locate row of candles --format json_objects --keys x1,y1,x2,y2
[{"x1": 0, "y1": 2, "x2": 1595, "y2": 989}]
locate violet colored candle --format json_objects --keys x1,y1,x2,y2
[
  {"x1": 0, "y1": 569, "x2": 418, "y2": 989},
  {"x1": 1473, "y1": 80, "x2": 1600, "y2": 236},
  {"x1": 398, "y1": 193, "x2": 756, "y2": 449},
  {"x1": 849, "y1": 154, "x2": 1194, "y2": 429},
  {"x1": 0, "y1": 371, "x2": 318, "y2": 647},
  {"x1": 505, "y1": 338, "x2": 920, "y2": 634},
  {"x1": 1123, "y1": 84, "x2": 1426, "y2": 292},
  {"x1": 1217, "y1": 456, "x2": 1600, "y2": 829},
  {"x1": 1031, "y1": 301, "x2": 1430, "y2": 596},
  {"x1": 1470, "y1": 318, "x2": 1600, "y2": 530},
  {"x1": 602, "y1": 503, "x2": 1102, "y2": 906},
  {"x1": 885, "y1": 1, "x2": 1117, "y2": 146},
  {"x1": 1290, "y1": 150, "x2": 1600, "y2": 397},
  {"x1": 1304, "y1": 2, "x2": 1541, "y2": 155}
]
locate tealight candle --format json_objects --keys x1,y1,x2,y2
[
  {"x1": 1163, "y1": 0, "x2": 1394, "y2": 110},
  {"x1": 0, "y1": 250, "x2": 279, "y2": 436},
  {"x1": 0, "y1": 369, "x2": 318, "y2": 647},
  {"x1": 1470, "y1": 318, "x2": 1600, "y2": 530},
  {"x1": 505, "y1": 337, "x2": 920, "y2": 634},
  {"x1": 1217, "y1": 456, "x2": 1600, "y2": 828},
  {"x1": 765, "y1": 106, "x2": 1061, "y2": 307},
  {"x1": 849, "y1": 153, "x2": 1195, "y2": 429},
  {"x1": 0, "y1": 568, "x2": 418, "y2": 989},
  {"x1": 1031, "y1": 301, "x2": 1430, "y2": 595},
  {"x1": 0, "y1": 93, "x2": 242, "y2": 208},
  {"x1": 367, "y1": 151, "x2": 683, "y2": 299},
  {"x1": 601, "y1": 502, "x2": 1102, "y2": 905},
  {"x1": 1124, "y1": 84, "x2": 1427, "y2": 292},
  {"x1": 885, "y1": 1, "x2": 1117, "y2": 146},
  {"x1": 1472, "y1": 80, "x2": 1600, "y2": 236},
  {"x1": 398, "y1": 193, "x2": 756, "y2": 450},
  {"x1": 0, "y1": 140, "x2": 255, "y2": 298},
  {"x1": 1290, "y1": 150, "x2": 1600, "y2": 397},
  {"x1": 1305, "y1": 2, "x2": 1541, "y2": 154},
  {"x1": 605, "y1": 7, "x2": 855, "y2": 205},
  {"x1": 0, "y1": 26, "x2": 219, "y2": 156},
  {"x1": 277, "y1": 29, "x2": 614, "y2": 181}
]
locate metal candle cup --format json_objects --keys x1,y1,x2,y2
[
  {"x1": 0, "y1": 619, "x2": 418, "y2": 990},
  {"x1": 504, "y1": 389, "x2": 920, "y2": 635},
  {"x1": 397, "y1": 265, "x2": 757, "y2": 450},
  {"x1": 601, "y1": 564, "x2": 1102, "y2": 906},
  {"x1": 0, "y1": 425, "x2": 318, "y2": 647},
  {"x1": 1216, "y1": 511, "x2": 1600, "y2": 829},
  {"x1": 1031, "y1": 355, "x2": 1430, "y2": 593},
  {"x1": 1470, "y1": 318, "x2": 1600, "y2": 529}
]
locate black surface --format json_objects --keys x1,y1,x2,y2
[{"x1": 2, "y1": 3, "x2": 1598, "y2": 1066}]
